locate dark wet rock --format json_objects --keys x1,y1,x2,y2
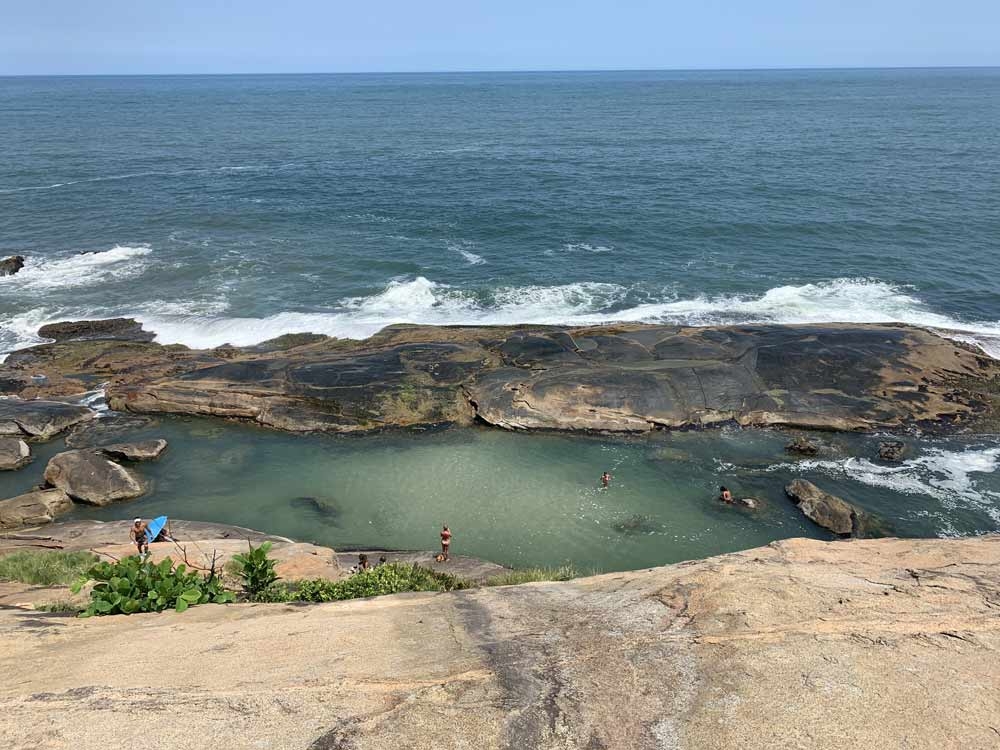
[
  {"x1": 785, "y1": 436, "x2": 820, "y2": 456},
  {"x1": 0, "y1": 437, "x2": 31, "y2": 470},
  {"x1": 43, "y1": 450, "x2": 147, "y2": 506},
  {"x1": 0, "y1": 399, "x2": 96, "y2": 440},
  {"x1": 0, "y1": 488, "x2": 73, "y2": 530},
  {"x1": 878, "y1": 440, "x2": 907, "y2": 462},
  {"x1": 4, "y1": 322, "x2": 999, "y2": 435},
  {"x1": 96, "y1": 439, "x2": 167, "y2": 462},
  {"x1": 64, "y1": 415, "x2": 156, "y2": 448},
  {"x1": 612, "y1": 514, "x2": 663, "y2": 535},
  {"x1": 785, "y1": 479, "x2": 871, "y2": 537},
  {"x1": 37, "y1": 318, "x2": 155, "y2": 344},
  {"x1": 289, "y1": 495, "x2": 341, "y2": 522},
  {"x1": 0, "y1": 255, "x2": 25, "y2": 276}
]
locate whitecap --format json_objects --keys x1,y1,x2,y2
[{"x1": 0, "y1": 245, "x2": 153, "y2": 292}]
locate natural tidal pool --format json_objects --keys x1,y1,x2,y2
[{"x1": 4, "y1": 416, "x2": 1000, "y2": 572}]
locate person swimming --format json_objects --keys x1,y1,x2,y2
[
  {"x1": 719, "y1": 486, "x2": 734, "y2": 504},
  {"x1": 601, "y1": 471, "x2": 612, "y2": 489}
]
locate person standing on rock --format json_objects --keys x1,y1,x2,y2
[
  {"x1": 439, "y1": 525, "x2": 452, "y2": 562},
  {"x1": 129, "y1": 517, "x2": 149, "y2": 556}
]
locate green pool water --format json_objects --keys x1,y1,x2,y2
[{"x1": 4, "y1": 416, "x2": 999, "y2": 572}]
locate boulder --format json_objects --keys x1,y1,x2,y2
[
  {"x1": 0, "y1": 398, "x2": 96, "y2": 440},
  {"x1": 0, "y1": 255, "x2": 25, "y2": 276},
  {"x1": 37, "y1": 318, "x2": 155, "y2": 344},
  {"x1": 0, "y1": 488, "x2": 73, "y2": 529},
  {"x1": 785, "y1": 436, "x2": 820, "y2": 456},
  {"x1": 65, "y1": 414, "x2": 156, "y2": 448},
  {"x1": 43, "y1": 450, "x2": 147, "y2": 506},
  {"x1": 878, "y1": 440, "x2": 907, "y2": 462},
  {"x1": 785, "y1": 479, "x2": 866, "y2": 537},
  {"x1": 0, "y1": 437, "x2": 31, "y2": 470},
  {"x1": 738, "y1": 497, "x2": 759, "y2": 509},
  {"x1": 97, "y1": 439, "x2": 167, "y2": 462}
]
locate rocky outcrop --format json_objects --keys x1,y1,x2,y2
[
  {"x1": 0, "y1": 489, "x2": 73, "y2": 529},
  {"x1": 0, "y1": 437, "x2": 31, "y2": 470},
  {"x1": 37, "y1": 318, "x2": 155, "y2": 344},
  {"x1": 878, "y1": 440, "x2": 907, "y2": 462},
  {"x1": 64, "y1": 414, "x2": 156, "y2": 448},
  {"x1": 785, "y1": 478, "x2": 871, "y2": 536},
  {"x1": 1, "y1": 536, "x2": 999, "y2": 749},
  {"x1": 4, "y1": 322, "x2": 1000, "y2": 435},
  {"x1": 96, "y1": 439, "x2": 167, "y2": 462},
  {"x1": 785, "y1": 435, "x2": 819, "y2": 455},
  {"x1": 0, "y1": 399, "x2": 95, "y2": 440},
  {"x1": 0, "y1": 255, "x2": 24, "y2": 276},
  {"x1": 42, "y1": 450, "x2": 147, "y2": 506}
]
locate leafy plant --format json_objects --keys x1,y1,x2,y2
[
  {"x1": 33, "y1": 600, "x2": 84, "y2": 614},
  {"x1": 0, "y1": 550, "x2": 98, "y2": 586},
  {"x1": 259, "y1": 563, "x2": 469, "y2": 603},
  {"x1": 484, "y1": 565, "x2": 582, "y2": 587},
  {"x1": 71, "y1": 555, "x2": 234, "y2": 617},
  {"x1": 231, "y1": 541, "x2": 279, "y2": 601}
]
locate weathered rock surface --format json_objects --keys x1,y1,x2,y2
[
  {"x1": 42, "y1": 450, "x2": 147, "y2": 506},
  {"x1": 37, "y1": 317, "x2": 155, "y2": 344},
  {"x1": 785, "y1": 435, "x2": 819, "y2": 455},
  {"x1": 1, "y1": 536, "x2": 999, "y2": 749},
  {"x1": 0, "y1": 398, "x2": 95, "y2": 440},
  {"x1": 0, "y1": 437, "x2": 31, "y2": 470},
  {"x1": 0, "y1": 255, "x2": 25, "y2": 276},
  {"x1": 878, "y1": 440, "x2": 907, "y2": 462},
  {"x1": 786, "y1": 478, "x2": 868, "y2": 536},
  {"x1": 64, "y1": 414, "x2": 156, "y2": 448},
  {"x1": 0, "y1": 489, "x2": 73, "y2": 530},
  {"x1": 96, "y1": 439, "x2": 167, "y2": 462},
  {"x1": 3, "y1": 322, "x2": 1000, "y2": 435}
]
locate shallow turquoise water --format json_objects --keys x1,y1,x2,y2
[{"x1": 4, "y1": 418, "x2": 999, "y2": 571}]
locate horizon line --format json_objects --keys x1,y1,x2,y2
[{"x1": 2, "y1": 64, "x2": 999, "y2": 78}]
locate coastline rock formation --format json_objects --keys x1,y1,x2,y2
[
  {"x1": 1, "y1": 535, "x2": 998, "y2": 749},
  {"x1": 0, "y1": 489, "x2": 73, "y2": 530},
  {"x1": 0, "y1": 437, "x2": 31, "y2": 471},
  {"x1": 2, "y1": 321, "x2": 999, "y2": 435},
  {"x1": 37, "y1": 317, "x2": 155, "y2": 344},
  {"x1": 785, "y1": 478, "x2": 870, "y2": 537},
  {"x1": 0, "y1": 399, "x2": 95, "y2": 440},
  {"x1": 42, "y1": 450, "x2": 147, "y2": 506},
  {"x1": 95, "y1": 439, "x2": 167, "y2": 462},
  {"x1": 0, "y1": 255, "x2": 25, "y2": 276},
  {"x1": 878, "y1": 440, "x2": 907, "y2": 462}
]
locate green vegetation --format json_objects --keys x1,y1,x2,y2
[
  {"x1": 71, "y1": 555, "x2": 235, "y2": 617},
  {"x1": 231, "y1": 541, "x2": 279, "y2": 601},
  {"x1": 33, "y1": 600, "x2": 84, "y2": 614},
  {"x1": 257, "y1": 563, "x2": 469, "y2": 603},
  {"x1": 0, "y1": 550, "x2": 98, "y2": 586},
  {"x1": 484, "y1": 565, "x2": 581, "y2": 587}
]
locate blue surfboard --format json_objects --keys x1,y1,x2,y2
[{"x1": 145, "y1": 516, "x2": 168, "y2": 544}]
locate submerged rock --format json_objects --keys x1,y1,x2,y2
[
  {"x1": 43, "y1": 450, "x2": 147, "y2": 506},
  {"x1": 97, "y1": 439, "x2": 168, "y2": 462},
  {"x1": 738, "y1": 497, "x2": 760, "y2": 509},
  {"x1": 0, "y1": 255, "x2": 25, "y2": 276},
  {"x1": 878, "y1": 440, "x2": 907, "y2": 462},
  {"x1": 785, "y1": 479, "x2": 869, "y2": 537},
  {"x1": 289, "y1": 495, "x2": 342, "y2": 522},
  {"x1": 64, "y1": 415, "x2": 156, "y2": 448},
  {"x1": 37, "y1": 318, "x2": 155, "y2": 344},
  {"x1": 0, "y1": 488, "x2": 73, "y2": 529},
  {"x1": 0, "y1": 398, "x2": 96, "y2": 440},
  {"x1": 785, "y1": 436, "x2": 820, "y2": 456},
  {"x1": 0, "y1": 437, "x2": 31, "y2": 471},
  {"x1": 612, "y1": 514, "x2": 663, "y2": 535}
]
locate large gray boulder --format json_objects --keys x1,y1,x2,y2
[
  {"x1": 0, "y1": 399, "x2": 96, "y2": 440},
  {"x1": 785, "y1": 479, "x2": 865, "y2": 537},
  {"x1": 65, "y1": 414, "x2": 156, "y2": 448},
  {"x1": 0, "y1": 437, "x2": 31, "y2": 470},
  {"x1": 43, "y1": 450, "x2": 147, "y2": 506},
  {"x1": 0, "y1": 488, "x2": 73, "y2": 529},
  {"x1": 97, "y1": 439, "x2": 167, "y2": 462},
  {"x1": 37, "y1": 317, "x2": 155, "y2": 344}
]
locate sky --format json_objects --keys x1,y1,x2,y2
[{"x1": 2, "y1": 1, "x2": 999, "y2": 75}]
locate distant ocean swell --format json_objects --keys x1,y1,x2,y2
[{"x1": 2, "y1": 247, "x2": 1000, "y2": 359}]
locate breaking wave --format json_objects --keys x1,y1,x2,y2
[{"x1": 0, "y1": 245, "x2": 152, "y2": 291}]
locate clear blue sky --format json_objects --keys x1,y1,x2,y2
[{"x1": 3, "y1": 1, "x2": 999, "y2": 75}]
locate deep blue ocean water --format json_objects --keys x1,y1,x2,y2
[{"x1": 1, "y1": 68, "x2": 999, "y2": 354}]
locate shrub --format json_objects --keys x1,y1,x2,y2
[
  {"x1": 71, "y1": 555, "x2": 235, "y2": 617},
  {"x1": 484, "y1": 565, "x2": 581, "y2": 587},
  {"x1": 33, "y1": 600, "x2": 84, "y2": 614},
  {"x1": 0, "y1": 550, "x2": 98, "y2": 586},
  {"x1": 260, "y1": 563, "x2": 469, "y2": 603},
  {"x1": 231, "y1": 541, "x2": 279, "y2": 601}
]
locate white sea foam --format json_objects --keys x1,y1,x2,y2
[
  {"x1": 0, "y1": 245, "x2": 153, "y2": 292},
  {"x1": 0, "y1": 166, "x2": 267, "y2": 194},
  {"x1": 545, "y1": 243, "x2": 615, "y2": 256},
  {"x1": 770, "y1": 446, "x2": 1000, "y2": 532},
  {"x1": 457, "y1": 248, "x2": 486, "y2": 265}
]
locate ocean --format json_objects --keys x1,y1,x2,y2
[
  {"x1": 2, "y1": 68, "x2": 1000, "y2": 356},
  {"x1": 2, "y1": 69, "x2": 1000, "y2": 567}
]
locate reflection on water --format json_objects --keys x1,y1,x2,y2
[{"x1": 3, "y1": 416, "x2": 999, "y2": 572}]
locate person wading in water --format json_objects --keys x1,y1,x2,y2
[{"x1": 601, "y1": 471, "x2": 612, "y2": 489}]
